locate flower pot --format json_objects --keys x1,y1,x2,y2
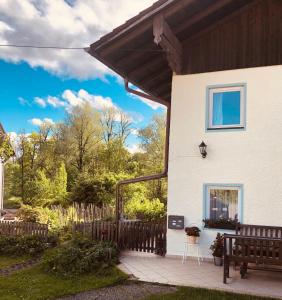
[
  {"x1": 214, "y1": 256, "x2": 223, "y2": 266},
  {"x1": 187, "y1": 235, "x2": 198, "y2": 244}
]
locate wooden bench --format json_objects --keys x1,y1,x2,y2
[
  {"x1": 223, "y1": 224, "x2": 282, "y2": 284},
  {"x1": 236, "y1": 224, "x2": 282, "y2": 239}
]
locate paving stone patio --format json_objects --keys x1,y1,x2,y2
[{"x1": 118, "y1": 251, "x2": 282, "y2": 299}]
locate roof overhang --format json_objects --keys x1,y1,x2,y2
[{"x1": 87, "y1": 0, "x2": 254, "y2": 104}]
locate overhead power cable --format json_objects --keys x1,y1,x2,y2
[
  {"x1": 0, "y1": 44, "x2": 164, "y2": 52},
  {"x1": 0, "y1": 44, "x2": 86, "y2": 50}
]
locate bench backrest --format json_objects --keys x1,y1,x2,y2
[
  {"x1": 224, "y1": 234, "x2": 282, "y2": 265},
  {"x1": 236, "y1": 224, "x2": 282, "y2": 239}
]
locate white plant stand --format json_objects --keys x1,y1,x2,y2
[{"x1": 182, "y1": 242, "x2": 203, "y2": 266}]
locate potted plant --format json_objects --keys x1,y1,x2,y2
[
  {"x1": 184, "y1": 226, "x2": 201, "y2": 244},
  {"x1": 210, "y1": 233, "x2": 224, "y2": 266}
]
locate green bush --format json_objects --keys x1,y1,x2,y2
[
  {"x1": 17, "y1": 205, "x2": 40, "y2": 222},
  {"x1": 3, "y1": 196, "x2": 21, "y2": 209},
  {"x1": 42, "y1": 235, "x2": 119, "y2": 276},
  {"x1": 124, "y1": 193, "x2": 165, "y2": 221},
  {"x1": 0, "y1": 235, "x2": 49, "y2": 256}
]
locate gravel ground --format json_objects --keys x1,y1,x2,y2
[{"x1": 57, "y1": 281, "x2": 177, "y2": 300}]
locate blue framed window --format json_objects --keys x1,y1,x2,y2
[
  {"x1": 206, "y1": 84, "x2": 246, "y2": 130},
  {"x1": 203, "y1": 184, "x2": 243, "y2": 230}
]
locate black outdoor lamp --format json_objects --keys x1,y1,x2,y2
[{"x1": 199, "y1": 141, "x2": 207, "y2": 158}]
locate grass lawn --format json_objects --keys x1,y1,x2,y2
[
  {"x1": 0, "y1": 255, "x2": 30, "y2": 269},
  {"x1": 0, "y1": 265, "x2": 127, "y2": 300},
  {"x1": 145, "y1": 286, "x2": 277, "y2": 300}
]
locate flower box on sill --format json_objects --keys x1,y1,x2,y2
[{"x1": 203, "y1": 219, "x2": 238, "y2": 230}]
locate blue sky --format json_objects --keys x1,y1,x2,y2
[
  {"x1": 0, "y1": 0, "x2": 160, "y2": 152},
  {"x1": 0, "y1": 59, "x2": 164, "y2": 151}
]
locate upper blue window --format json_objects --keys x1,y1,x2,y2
[{"x1": 207, "y1": 84, "x2": 246, "y2": 130}]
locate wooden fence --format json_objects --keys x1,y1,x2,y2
[
  {"x1": 73, "y1": 221, "x2": 117, "y2": 242},
  {"x1": 50, "y1": 203, "x2": 115, "y2": 224},
  {"x1": 0, "y1": 221, "x2": 48, "y2": 237},
  {"x1": 73, "y1": 220, "x2": 167, "y2": 255}
]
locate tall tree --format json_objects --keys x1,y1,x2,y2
[
  {"x1": 61, "y1": 102, "x2": 102, "y2": 173},
  {"x1": 138, "y1": 113, "x2": 166, "y2": 173}
]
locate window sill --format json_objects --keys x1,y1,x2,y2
[
  {"x1": 207, "y1": 126, "x2": 245, "y2": 131},
  {"x1": 204, "y1": 225, "x2": 236, "y2": 231}
]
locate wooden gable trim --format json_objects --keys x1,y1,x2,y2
[{"x1": 153, "y1": 14, "x2": 183, "y2": 74}]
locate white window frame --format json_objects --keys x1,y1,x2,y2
[
  {"x1": 207, "y1": 84, "x2": 246, "y2": 130},
  {"x1": 204, "y1": 184, "x2": 243, "y2": 223}
]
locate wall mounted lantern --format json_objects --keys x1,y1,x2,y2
[{"x1": 199, "y1": 141, "x2": 207, "y2": 158}]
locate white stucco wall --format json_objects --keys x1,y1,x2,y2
[{"x1": 167, "y1": 65, "x2": 282, "y2": 258}]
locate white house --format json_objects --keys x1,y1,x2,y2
[{"x1": 88, "y1": 0, "x2": 282, "y2": 257}]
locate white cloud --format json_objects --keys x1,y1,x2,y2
[
  {"x1": 126, "y1": 143, "x2": 144, "y2": 154},
  {"x1": 43, "y1": 118, "x2": 55, "y2": 125},
  {"x1": 62, "y1": 89, "x2": 84, "y2": 107},
  {"x1": 29, "y1": 118, "x2": 43, "y2": 126},
  {"x1": 0, "y1": 0, "x2": 155, "y2": 79},
  {"x1": 127, "y1": 85, "x2": 165, "y2": 110},
  {"x1": 28, "y1": 117, "x2": 54, "y2": 126},
  {"x1": 18, "y1": 97, "x2": 31, "y2": 106},
  {"x1": 47, "y1": 96, "x2": 65, "y2": 108},
  {"x1": 130, "y1": 128, "x2": 139, "y2": 136},
  {"x1": 28, "y1": 88, "x2": 144, "y2": 125},
  {"x1": 62, "y1": 89, "x2": 118, "y2": 112},
  {"x1": 34, "y1": 97, "x2": 47, "y2": 107}
]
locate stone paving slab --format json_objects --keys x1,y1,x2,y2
[
  {"x1": 57, "y1": 282, "x2": 177, "y2": 300},
  {"x1": 118, "y1": 251, "x2": 282, "y2": 299}
]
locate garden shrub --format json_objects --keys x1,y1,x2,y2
[
  {"x1": 17, "y1": 205, "x2": 40, "y2": 222},
  {"x1": 124, "y1": 193, "x2": 165, "y2": 221},
  {"x1": 42, "y1": 235, "x2": 119, "y2": 276},
  {"x1": 0, "y1": 235, "x2": 49, "y2": 256}
]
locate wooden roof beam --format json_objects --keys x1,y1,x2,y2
[
  {"x1": 153, "y1": 14, "x2": 183, "y2": 74},
  {"x1": 139, "y1": 67, "x2": 170, "y2": 86},
  {"x1": 174, "y1": 0, "x2": 236, "y2": 35},
  {"x1": 127, "y1": 54, "x2": 166, "y2": 78}
]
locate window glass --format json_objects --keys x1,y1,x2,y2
[
  {"x1": 207, "y1": 84, "x2": 245, "y2": 130},
  {"x1": 209, "y1": 188, "x2": 238, "y2": 221},
  {"x1": 212, "y1": 91, "x2": 241, "y2": 126},
  {"x1": 204, "y1": 185, "x2": 242, "y2": 229}
]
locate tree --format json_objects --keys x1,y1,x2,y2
[
  {"x1": 138, "y1": 113, "x2": 166, "y2": 174},
  {"x1": 61, "y1": 102, "x2": 102, "y2": 173},
  {"x1": 100, "y1": 107, "x2": 132, "y2": 144},
  {"x1": 138, "y1": 113, "x2": 167, "y2": 203}
]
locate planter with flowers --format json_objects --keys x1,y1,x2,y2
[
  {"x1": 210, "y1": 233, "x2": 224, "y2": 266},
  {"x1": 184, "y1": 226, "x2": 201, "y2": 244}
]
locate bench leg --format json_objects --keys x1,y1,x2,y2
[
  {"x1": 240, "y1": 262, "x2": 248, "y2": 279},
  {"x1": 223, "y1": 258, "x2": 229, "y2": 284}
]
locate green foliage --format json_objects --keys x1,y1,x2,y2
[
  {"x1": 69, "y1": 172, "x2": 128, "y2": 206},
  {"x1": 210, "y1": 233, "x2": 224, "y2": 257},
  {"x1": 17, "y1": 205, "x2": 39, "y2": 222},
  {"x1": 139, "y1": 113, "x2": 166, "y2": 174},
  {"x1": 145, "y1": 287, "x2": 274, "y2": 300},
  {"x1": 124, "y1": 184, "x2": 165, "y2": 221},
  {"x1": 0, "y1": 135, "x2": 14, "y2": 161},
  {"x1": 42, "y1": 236, "x2": 119, "y2": 276},
  {"x1": 4, "y1": 107, "x2": 168, "y2": 222},
  {"x1": 3, "y1": 196, "x2": 21, "y2": 209},
  {"x1": 22, "y1": 163, "x2": 68, "y2": 207},
  {"x1": 0, "y1": 265, "x2": 126, "y2": 300},
  {"x1": 0, "y1": 235, "x2": 48, "y2": 256}
]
